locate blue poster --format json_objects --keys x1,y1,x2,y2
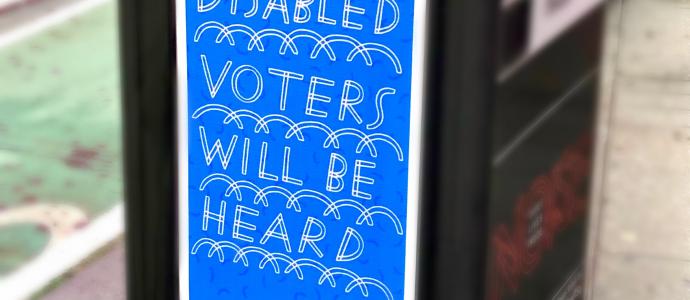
[{"x1": 177, "y1": 0, "x2": 425, "y2": 299}]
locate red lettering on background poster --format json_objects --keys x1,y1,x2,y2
[{"x1": 487, "y1": 134, "x2": 592, "y2": 300}]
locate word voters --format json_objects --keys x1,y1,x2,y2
[
  {"x1": 197, "y1": 0, "x2": 401, "y2": 34},
  {"x1": 203, "y1": 198, "x2": 367, "y2": 262},
  {"x1": 200, "y1": 55, "x2": 398, "y2": 130}
]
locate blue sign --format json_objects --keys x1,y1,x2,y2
[{"x1": 176, "y1": 0, "x2": 425, "y2": 299}]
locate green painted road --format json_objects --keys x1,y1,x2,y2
[{"x1": 0, "y1": 2, "x2": 120, "y2": 275}]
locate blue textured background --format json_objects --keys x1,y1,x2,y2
[{"x1": 185, "y1": 0, "x2": 417, "y2": 299}]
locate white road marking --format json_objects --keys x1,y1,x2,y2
[
  {"x1": 0, "y1": 203, "x2": 124, "y2": 300},
  {"x1": 0, "y1": 0, "x2": 108, "y2": 49}
]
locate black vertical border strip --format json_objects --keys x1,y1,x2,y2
[
  {"x1": 119, "y1": 0, "x2": 179, "y2": 298},
  {"x1": 417, "y1": 0, "x2": 496, "y2": 299}
]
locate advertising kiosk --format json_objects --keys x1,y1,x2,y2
[{"x1": 120, "y1": 0, "x2": 603, "y2": 299}]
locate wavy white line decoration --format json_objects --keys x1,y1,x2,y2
[
  {"x1": 191, "y1": 238, "x2": 394, "y2": 300},
  {"x1": 199, "y1": 173, "x2": 404, "y2": 236},
  {"x1": 280, "y1": 29, "x2": 326, "y2": 56},
  {"x1": 194, "y1": 22, "x2": 404, "y2": 74},
  {"x1": 285, "y1": 121, "x2": 335, "y2": 144},
  {"x1": 191, "y1": 238, "x2": 247, "y2": 265},
  {"x1": 346, "y1": 43, "x2": 403, "y2": 75},
  {"x1": 318, "y1": 267, "x2": 364, "y2": 291},
  {"x1": 310, "y1": 34, "x2": 374, "y2": 64},
  {"x1": 251, "y1": 28, "x2": 296, "y2": 53},
  {"x1": 192, "y1": 104, "x2": 405, "y2": 162}
]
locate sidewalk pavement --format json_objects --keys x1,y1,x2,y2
[
  {"x1": 41, "y1": 241, "x2": 125, "y2": 300},
  {"x1": 586, "y1": 0, "x2": 690, "y2": 299}
]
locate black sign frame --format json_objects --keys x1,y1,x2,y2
[{"x1": 119, "y1": 0, "x2": 497, "y2": 299}]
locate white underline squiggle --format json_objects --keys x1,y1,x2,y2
[
  {"x1": 193, "y1": 104, "x2": 405, "y2": 162},
  {"x1": 199, "y1": 173, "x2": 404, "y2": 236},
  {"x1": 194, "y1": 22, "x2": 404, "y2": 75},
  {"x1": 191, "y1": 238, "x2": 394, "y2": 300}
]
